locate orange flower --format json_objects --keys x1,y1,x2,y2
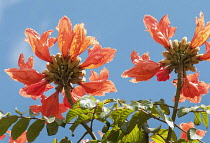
[
  {"x1": 143, "y1": 15, "x2": 176, "y2": 48},
  {"x1": 25, "y1": 29, "x2": 57, "y2": 62},
  {"x1": 156, "y1": 67, "x2": 171, "y2": 81},
  {"x1": 122, "y1": 51, "x2": 161, "y2": 83},
  {"x1": 63, "y1": 68, "x2": 117, "y2": 108},
  {"x1": 199, "y1": 42, "x2": 210, "y2": 61},
  {"x1": 8, "y1": 131, "x2": 27, "y2": 143},
  {"x1": 5, "y1": 54, "x2": 53, "y2": 99},
  {"x1": 80, "y1": 68, "x2": 117, "y2": 95},
  {"x1": 30, "y1": 92, "x2": 68, "y2": 119},
  {"x1": 6, "y1": 16, "x2": 116, "y2": 116},
  {"x1": 180, "y1": 122, "x2": 206, "y2": 141},
  {"x1": 173, "y1": 73, "x2": 210, "y2": 103},
  {"x1": 190, "y1": 12, "x2": 210, "y2": 48}
]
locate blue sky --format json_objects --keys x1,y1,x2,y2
[{"x1": 1, "y1": 0, "x2": 210, "y2": 142}]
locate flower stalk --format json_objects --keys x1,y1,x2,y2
[{"x1": 166, "y1": 51, "x2": 184, "y2": 142}]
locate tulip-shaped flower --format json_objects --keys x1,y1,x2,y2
[
  {"x1": 173, "y1": 73, "x2": 210, "y2": 103},
  {"x1": 143, "y1": 14, "x2": 176, "y2": 48},
  {"x1": 5, "y1": 16, "x2": 117, "y2": 118}
]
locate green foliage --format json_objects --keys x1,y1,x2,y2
[
  {"x1": 47, "y1": 121, "x2": 59, "y2": 136},
  {"x1": 11, "y1": 118, "x2": 30, "y2": 140},
  {"x1": 151, "y1": 129, "x2": 177, "y2": 142},
  {"x1": 0, "y1": 115, "x2": 18, "y2": 136},
  {"x1": 26, "y1": 119, "x2": 45, "y2": 142}
]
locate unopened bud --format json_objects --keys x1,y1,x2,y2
[
  {"x1": 159, "y1": 59, "x2": 171, "y2": 65},
  {"x1": 179, "y1": 37, "x2": 187, "y2": 51},
  {"x1": 162, "y1": 51, "x2": 172, "y2": 59},
  {"x1": 173, "y1": 40, "x2": 179, "y2": 51}
]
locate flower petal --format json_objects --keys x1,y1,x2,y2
[
  {"x1": 80, "y1": 44, "x2": 116, "y2": 69},
  {"x1": 199, "y1": 42, "x2": 210, "y2": 61},
  {"x1": 190, "y1": 12, "x2": 210, "y2": 48},
  {"x1": 156, "y1": 67, "x2": 171, "y2": 81},
  {"x1": 57, "y1": 16, "x2": 73, "y2": 58},
  {"x1": 41, "y1": 92, "x2": 60, "y2": 118},
  {"x1": 143, "y1": 15, "x2": 176, "y2": 48},
  {"x1": 122, "y1": 60, "x2": 161, "y2": 83},
  {"x1": 70, "y1": 23, "x2": 86, "y2": 60},
  {"x1": 80, "y1": 80, "x2": 117, "y2": 96},
  {"x1": 5, "y1": 54, "x2": 45, "y2": 85},
  {"x1": 18, "y1": 53, "x2": 33, "y2": 69},
  {"x1": 89, "y1": 67, "x2": 109, "y2": 81},
  {"x1": 131, "y1": 51, "x2": 150, "y2": 64},
  {"x1": 19, "y1": 80, "x2": 53, "y2": 99},
  {"x1": 25, "y1": 28, "x2": 54, "y2": 62}
]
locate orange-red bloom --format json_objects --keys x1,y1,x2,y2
[
  {"x1": 63, "y1": 68, "x2": 117, "y2": 108},
  {"x1": 173, "y1": 73, "x2": 210, "y2": 103},
  {"x1": 122, "y1": 51, "x2": 161, "y2": 83},
  {"x1": 143, "y1": 15, "x2": 176, "y2": 48},
  {"x1": 180, "y1": 122, "x2": 206, "y2": 141},
  {"x1": 199, "y1": 42, "x2": 210, "y2": 61},
  {"x1": 80, "y1": 68, "x2": 117, "y2": 95},
  {"x1": 190, "y1": 12, "x2": 210, "y2": 48},
  {"x1": 30, "y1": 92, "x2": 68, "y2": 119},
  {"x1": 6, "y1": 16, "x2": 116, "y2": 117},
  {"x1": 5, "y1": 54, "x2": 53, "y2": 99},
  {"x1": 156, "y1": 67, "x2": 171, "y2": 81},
  {"x1": 25, "y1": 29, "x2": 57, "y2": 63}
]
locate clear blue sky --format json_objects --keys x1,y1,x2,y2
[{"x1": 1, "y1": 0, "x2": 210, "y2": 142}]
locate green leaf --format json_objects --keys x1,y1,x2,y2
[
  {"x1": 201, "y1": 112, "x2": 208, "y2": 128},
  {"x1": 55, "y1": 118, "x2": 66, "y2": 128},
  {"x1": 69, "y1": 114, "x2": 90, "y2": 134},
  {"x1": 102, "y1": 98, "x2": 116, "y2": 105},
  {"x1": 60, "y1": 136, "x2": 72, "y2": 143},
  {"x1": 152, "y1": 129, "x2": 177, "y2": 142},
  {"x1": 159, "y1": 99, "x2": 170, "y2": 115},
  {"x1": 151, "y1": 105, "x2": 164, "y2": 119},
  {"x1": 164, "y1": 115, "x2": 174, "y2": 130},
  {"x1": 79, "y1": 95, "x2": 97, "y2": 109},
  {"x1": 187, "y1": 128, "x2": 203, "y2": 140},
  {"x1": 11, "y1": 118, "x2": 30, "y2": 140},
  {"x1": 129, "y1": 100, "x2": 153, "y2": 111},
  {"x1": 66, "y1": 108, "x2": 90, "y2": 123},
  {"x1": 110, "y1": 108, "x2": 134, "y2": 126},
  {"x1": 177, "y1": 107, "x2": 191, "y2": 118},
  {"x1": 15, "y1": 108, "x2": 27, "y2": 115},
  {"x1": 148, "y1": 125, "x2": 161, "y2": 133},
  {"x1": 0, "y1": 115, "x2": 18, "y2": 136},
  {"x1": 52, "y1": 138, "x2": 58, "y2": 143},
  {"x1": 47, "y1": 121, "x2": 59, "y2": 136},
  {"x1": 121, "y1": 125, "x2": 148, "y2": 143},
  {"x1": 122, "y1": 111, "x2": 151, "y2": 135},
  {"x1": 194, "y1": 112, "x2": 201, "y2": 125},
  {"x1": 26, "y1": 119, "x2": 45, "y2": 142},
  {"x1": 102, "y1": 122, "x2": 110, "y2": 133}
]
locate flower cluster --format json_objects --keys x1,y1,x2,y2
[
  {"x1": 5, "y1": 16, "x2": 117, "y2": 118},
  {"x1": 122, "y1": 12, "x2": 210, "y2": 103}
]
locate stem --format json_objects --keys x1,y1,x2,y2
[
  {"x1": 166, "y1": 62, "x2": 183, "y2": 142},
  {"x1": 64, "y1": 85, "x2": 74, "y2": 107},
  {"x1": 64, "y1": 86, "x2": 97, "y2": 140}
]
